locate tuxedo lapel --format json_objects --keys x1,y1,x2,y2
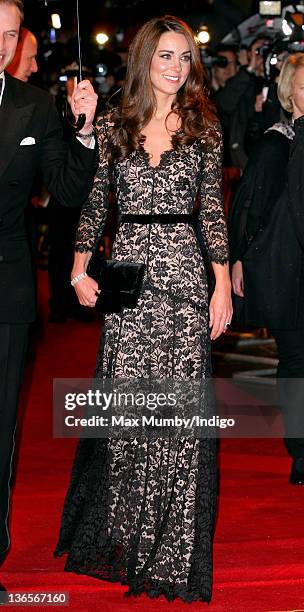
[{"x1": 0, "y1": 74, "x2": 35, "y2": 178}]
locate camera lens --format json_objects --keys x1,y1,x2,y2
[{"x1": 215, "y1": 56, "x2": 228, "y2": 68}]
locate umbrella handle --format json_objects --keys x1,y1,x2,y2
[
  {"x1": 62, "y1": 101, "x2": 86, "y2": 131},
  {"x1": 74, "y1": 113, "x2": 86, "y2": 131},
  {"x1": 71, "y1": 0, "x2": 86, "y2": 131}
]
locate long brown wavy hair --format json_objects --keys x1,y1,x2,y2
[{"x1": 107, "y1": 15, "x2": 218, "y2": 160}]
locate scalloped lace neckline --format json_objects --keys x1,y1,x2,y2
[
  {"x1": 138, "y1": 129, "x2": 184, "y2": 170},
  {"x1": 139, "y1": 145, "x2": 176, "y2": 170}
]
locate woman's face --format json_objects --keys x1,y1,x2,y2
[
  {"x1": 291, "y1": 65, "x2": 304, "y2": 118},
  {"x1": 149, "y1": 31, "x2": 191, "y2": 98}
]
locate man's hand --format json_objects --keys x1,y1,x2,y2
[{"x1": 70, "y1": 79, "x2": 98, "y2": 133}]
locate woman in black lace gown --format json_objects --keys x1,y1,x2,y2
[{"x1": 55, "y1": 15, "x2": 232, "y2": 603}]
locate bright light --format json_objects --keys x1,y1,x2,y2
[
  {"x1": 197, "y1": 28, "x2": 211, "y2": 45},
  {"x1": 51, "y1": 13, "x2": 61, "y2": 29},
  {"x1": 97, "y1": 63, "x2": 107, "y2": 75},
  {"x1": 270, "y1": 55, "x2": 278, "y2": 65},
  {"x1": 96, "y1": 32, "x2": 109, "y2": 46},
  {"x1": 282, "y1": 19, "x2": 292, "y2": 36}
]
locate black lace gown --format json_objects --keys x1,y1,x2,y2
[{"x1": 54, "y1": 118, "x2": 229, "y2": 603}]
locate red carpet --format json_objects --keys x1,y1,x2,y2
[{"x1": 1, "y1": 270, "x2": 304, "y2": 611}]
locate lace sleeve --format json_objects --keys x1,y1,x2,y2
[
  {"x1": 75, "y1": 118, "x2": 111, "y2": 253},
  {"x1": 199, "y1": 124, "x2": 229, "y2": 264}
]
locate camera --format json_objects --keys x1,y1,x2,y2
[
  {"x1": 253, "y1": 5, "x2": 304, "y2": 80},
  {"x1": 255, "y1": 43, "x2": 272, "y2": 56},
  {"x1": 213, "y1": 56, "x2": 229, "y2": 68},
  {"x1": 200, "y1": 53, "x2": 229, "y2": 68}
]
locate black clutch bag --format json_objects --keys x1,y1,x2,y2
[{"x1": 94, "y1": 259, "x2": 146, "y2": 314}]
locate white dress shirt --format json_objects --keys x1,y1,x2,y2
[{"x1": 0, "y1": 72, "x2": 5, "y2": 106}]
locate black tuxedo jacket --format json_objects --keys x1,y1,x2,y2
[{"x1": 0, "y1": 73, "x2": 97, "y2": 323}]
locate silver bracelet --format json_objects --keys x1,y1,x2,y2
[
  {"x1": 75, "y1": 127, "x2": 96, "y2": 139},
  {"x1": 71, "y1": 272, "x2": 87, "y2": 287}
]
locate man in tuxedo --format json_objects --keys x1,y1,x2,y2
[{"x1": 0, "y1": 0, "x2": 98, "y2": 575}]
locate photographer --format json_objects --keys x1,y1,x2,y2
[
  {"x1": 214, "y1": 37, "x2": 271, "y2": 172},
  {"x1": 246, "y1": 38, "x2": 284, "y2": 156},
  {"x1": 211, "y1": 44, "x2": 239, "y2": 92}
]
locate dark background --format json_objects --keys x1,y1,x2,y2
[{"x1": 23, "y1": 0, "x2": 254, "y2": 47}]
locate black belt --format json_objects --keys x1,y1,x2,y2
[{"x1": 120, "y1": 214, "x2": 196, "y2": 224}]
